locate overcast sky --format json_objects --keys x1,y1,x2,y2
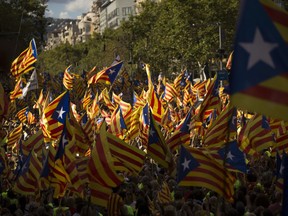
[{"x1": 46, "y1": 0, "x2": 94, "y2": 19}]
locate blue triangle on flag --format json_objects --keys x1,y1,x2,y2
[
  {"x1": 177, "y1": 145, "x2": 200, "y2": 183},
  {"x1": 55, "y1": 128, "x2": 68, "y2": 161},
  {"x1": 148, "y1": 112, "x2": 159, "y2": 145},
  {"x1": 119, "y1": 107, "x2": 127, "y2": 130},
  {"x1": 142, "y1": 104, "x2": 149, "y2": 125},
  {"x1": 52, "y1": 91, "x2": 70, "y2": 124},
  {"x1": 180, "y1": 108, "x2": 192, "y2": 133},
  {"x1": 40, "y1": 153, "x2": 50, "y2": 178},
  {"x1": 106, "y1": 61, "x2": 123, "y2": 84},
  {"x1": 19, "y1": 152, "x2": 31, "y2": 176},
  {"x1": 262, "y1": 115, "x2": 270, "y2": 129},
  {"x1": 229, "y1": 108, "x2": 237, "y2": 132},
  {"x1": 231, "y1": 0, "x2": 288, "y2": 94},
  {"x1": 218, "y1": 140, "x2": 247, "y2": 173}
]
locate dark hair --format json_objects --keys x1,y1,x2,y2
[{"x1": 255, "y1": 194, "x2": 270, "y2": 208}]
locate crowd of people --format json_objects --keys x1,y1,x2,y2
[
  {"x1": 0, "y1": 63, "x2": 285, "y2": 216},
  {"x1": 0, "y1": 150, "x2": 283, "y2": 216}
]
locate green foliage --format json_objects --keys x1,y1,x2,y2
[
  {"x1": 38, "y1": 0, "x2": 239, "y2": 78},
  {"x1": 0, "y1": 0, "x2": 47, "y2": 87},
  {"x1": 0, "y1": 0, "x2": 48, "y2": 49}
]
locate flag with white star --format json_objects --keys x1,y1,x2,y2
[
  {"x1": 42, "y1": 91, "x2": 70, "y2": 140},
  {"x1": 55, "y1": 128, "x2": 69, "y2": 161},
  {"x1": 51, "y1": 92, "x2": 69, "y2": 124},
  {"x1": 88, "y1": 61, "x2": 123, "y2": 86},
  {"x1": 229, "y1": 108, "x2": 238, "y2": 133},
  {"x1": 16, "y1": 106, "x2": 29, "y2": 123},
  {"x1": 13, "y1": 151, "x2": 43, "y2": 196},
  {"x1": 166, "y1": 107, "x2": 193, "y2": 152},
  {"x1": 147, "y1": 111, "x2": 172, "y2": 168},
  {"x1": 177, "y1": 145, "x2": 200, "y2": 183},
  {"x1": 218, "y1": 141, "x2": 247, "y2": 173},
  {"x1": 110, "y1": 106, "x2": 127, "y2": 139},
  {"x1": 230, "y1": 0, "x2": 288, "y2": 121},
  {"x1": 177, "y1": 146, "x2": 236, "y2": 202}
]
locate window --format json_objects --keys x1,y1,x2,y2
[
  {"x1": 122, "y1": 7, "x2": 132, "y2": 16},
  {"x1": 107, "y1": 8, "x2": 119, "y2": 21}
]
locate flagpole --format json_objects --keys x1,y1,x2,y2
[
  {"x1": 13, "y1": 11, "x2": 24, "y2": 56},
  {"x1": 219, "y1": 99, "x2": 234, "y2": 213},
  {"x1": 218, "y1": 22, "x2": 223, "y2": 71}
]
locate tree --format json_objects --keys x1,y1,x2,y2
[
  {"x1": 120, "y1": 0, "x2": 239, "y2": 78},
  {"x1": 39, "y1": 0, "x2": 239, "y2": 80},
  {"x1": 0, "y1": 0, "x2": 48, "y2": 90}
]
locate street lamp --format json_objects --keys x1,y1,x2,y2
[
  {"x1": 217, "y1": 22, "x2": 223, "y2": 70},
  {"x1": 191, "y1": 22, "x2": 224, "y2": 71}
]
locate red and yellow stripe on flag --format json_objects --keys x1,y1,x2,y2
[
  {"x1": 107, "y1": 132, "x2": 146, "y2": 174},
  {"x1": 195, "y1": 76, "x2": 221, "y2": 122},
  {"x1": 107, "y1": 193, "x2": 124, "y2": 216},
  {"x1": 157, "y1": 182, "x2": 172, "y2": 205},
  {"x1": 203, "y1": 105, "x2": 235, "y2": 147},
  {"x1": 7, "y1": 123, "x2": 22, "y2": 147},
  {"x1": 271, "y1": 131, "x2": 288, "y2": 157},
  {"x1": 147, "y1": 87, "x2": 164, "y2": 124},
  {"x1": 63, "y1": 141, "x2": 84, "y2": 197},
  {"x1": 42, "y1": 91, "x2": 69, "y2": 140},
  {"x1": 147, "y1": 112, "x2": 173, "y2": 169},
  {"x1": 22, "y1": 130, "x2": 43, "y2": 157},
  {"x1": 63, "y1": 65, "x2": 74, "y2": 91},
  {"x1": 145, "y1": 64, "x2": 164, "y2": 124},
  {"x1": 82, "y1": 89, "x2": 93, "y2": 110},
  {"x1": 230, "y1": 0, "x2": 288, "y2": 121},
  {"x1": 47, "y1": 144, "x2": 71, "y2": 185},
  {"x1": 125, "y1": 106, "x2": 141, "y2": 141},
  {"x1": 10, "y1": 39, "x2": 37, "y2": 78},
  {"x1": 163, "y1": 82, "x2": 178, "y2": 102},
  {"x1": 179, "y1": 147, "x2": 235, "y2": 202},
  {"x1": 17, "y1": 107, "x2": 28, "y2": 123},
  {"x1": 10, "y1": 79, "x2": 23, "y2": 101},
  {"x1": 13, "y1": 151, "x2": 42, "y2": 196},
  {"x1": 89, "y1": 181, "x2": 112, "y2": 208},
  {"x1": 102, "y1": 88, "x2": 115, "y2": 112},
  {"x1": 161, "y1": 107, "x2": 173, "y2": 132},
  {"x1": 238, "y1": 114, "x2": 275, "y2": 156},
  {"x1": 87, "y1": 93, "x2": 100, "y2": 119},
  {"x1": 33, "y1": 89, "x2": 44, "y2": 109},
  {"x1": 87, "y1": 68, "x2": 109, "y2": 85},
  {"x1": 75, "y1": 157, "x2": 89, "y2": 183},
  {"x1": 67, "y1": 114, "x2": 91, "y2": 155},
  {"x1": 87, "y1": 122, "x2": 123, "y2": 188}
]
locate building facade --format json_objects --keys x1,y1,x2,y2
[
  {"x1": 99, "y1": 0, "x2": 136, "y2": 34},
  {"x1": 44, "y1": 0, "x2": 163, "y2": 49}
]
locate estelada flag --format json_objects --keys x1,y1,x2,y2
[{"x1": 230, "y1": 0, "x2": 288, "y2": 121}]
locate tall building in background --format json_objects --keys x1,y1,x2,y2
[
  {"x1": 77, "y1": 1, "x2": 101, "y2": 43},
  {"x1": 45, "y1": 0, "x2": 164, "y2": 49},
  {"x1": 99, "y1": 0, "x2": 135, "y2": 34}
]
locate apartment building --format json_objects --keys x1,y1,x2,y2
[
  {"x1": 99, "y1": 0, "x2": 136, "y2": 34},
  {"x1": 77, "y1": 12, "x2": 99, "y2": 43},
  {"x1": 44, "y1": 0, "x2": 164, "y2": 49},
  {"x1": 46, "y1": 19, "x2": 77, "y2": 49}
]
